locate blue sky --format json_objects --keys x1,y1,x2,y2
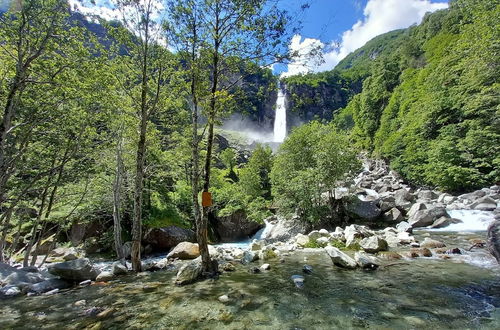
[
  {"x1": 67, "y1": 0, "x2": 449, "y2": 75},
  {"x1": 278, "y1": 0, "x2": 449, "y2": 76}
]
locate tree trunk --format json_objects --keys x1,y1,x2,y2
[
  {"x1": 113, "y1": 135, "x2": 124, "y2": 262},
  {"x1": 0, "y1": 209, "x2": 13, "y2": 263},
  {"x1": 131, "y1": 21, "x2": 150, "y2": 272}
]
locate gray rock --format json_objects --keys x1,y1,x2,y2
[
  {"x1": 175, "y1": 257, "x2": 202, "y2": 285},
  {"x1": 96, "y1": 271, "x2": 114, "y2": 282},
  {"x1": 241, "y1": 251, "x2": 258, "y2": 264},
  {"x1": 343, "y1": 196, "x2": 381, "y2": 221},
  {"x1": 417, "y1": 190, "x2": 438, "y2": 200},
  {"x1": 324, "y1": 246, "x2": 357, "y2": 269},
  {"x1": 421, "y1": 238, "x2": 446, "y2": 249},
  {"x1": 359, "y1": 236, "x2": 388, "y2": 253},
  {"x1": 379, "y1": 196, "x2": 396, "y2": 212},
  {"x1": 394, "y1": 189, "x2": 415, "y2": 207},
  {"x1": 167, "y1": 242, "x2": 200, "y2": 260},
  {"x1": 291, "y1": 275, "x2": 305, "y2": 288},
  {"x1": 26, "y1": 278, "x2": 71, "y2": 295},
  {"x1": 471, "y1": 196, "x2": 497, "y2": 211},
  {"x1": 3, "y1": 268, "x2": 45, "y2": 287},
  {"x1": 409, "y1": 207, "x2": 449, "y2": 228},
  {"x1": 143, "y1": 226, "x2": 196, "y2": 253},
  {"x1": 354, "y1": 252, "x2": 379, "y2": 270},
  {"x1": 487, "y1": 220, "x2": 500, "y2": 263},
  {"x1": 260, "y1": 263, "x2": 271, "y2": 271},
  {"x1": 396, "y1": 221, "x2": 412, "y2": 233},
  {"x1": 407, "y1": 202, "x2": 427, "y2": 219},
  {"x1": 112, "y1": 262, "x2": 128, "y2": 276},
  {"x1": 295, "y1": 234, "x2": 310, "y2": 247},
  {"x1": 429, "y1": 217, "x2": 462, "y2": 229},
  {"x1": 262, "y1": 216, "x2": 309, "y2": 242},
  {"x1": 0, "y1": 285, "x2": 21, "y2": 298},
  {"x1": 48, "y1": 258, "x2": 99, "y2": 282},
  {"x1": 215, "y1": 210, "x2": 263, "y2": 242},
  {"x1": 383, "y1": 208, "x2": 403, "y2": 223}
]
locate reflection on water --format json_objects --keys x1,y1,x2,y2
[{"x1": 1, "y1": 232, "x2": 499, "y2": 329}]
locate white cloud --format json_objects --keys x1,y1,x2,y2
[
  {"x1": 282, "y1": 0, "x2": 448, "y2": 77},
  {"x1": 281, "y1": 34, "x2": 325, "y2": 77}
]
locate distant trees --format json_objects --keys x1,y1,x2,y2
[{"x1": 270, "y1": 122, "x2": 360, "y2": 223}]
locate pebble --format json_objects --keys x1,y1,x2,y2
[
  {"x1": 260, "y1": 263, "x2": 271, "y2": 271},
  {"x1": 75, "y1": 300, "x2": 87, "y2": 306},
  {"x1": 218, "y1": 295, "x2": 230, "y2": 303}
]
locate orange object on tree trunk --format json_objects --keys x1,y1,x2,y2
[{"x1": 202, "y1": 191, "x2": 212, "y2": 207}]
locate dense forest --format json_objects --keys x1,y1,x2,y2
[
  {"x1": 0, "y1": 0, "x2": 498, "y2": 276},
  {"x1": 287, "y1": 0, "x2": 499, "y2": 192}
]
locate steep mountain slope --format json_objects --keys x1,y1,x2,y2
[{"x1": 338, "y1": 0, "x2": 499, "y2": 191}]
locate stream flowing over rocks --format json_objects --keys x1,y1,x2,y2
[{"x1": 1, "y1": 158, "x2": 499, "y2": 328}]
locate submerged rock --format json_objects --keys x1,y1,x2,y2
[
  {"x1": 421, "y1": 238, "x2": 446, "y2": 249},
  {"x1": 302, "y1": 265, "x2": 313, "y2": 274},
  {"x1": 0, "y1": 285, "x2": 21, "y2": 298},
  {"x1": 324, "y1": 246, "x2": 357, "y2": 269},
  {"x1": 260, "y1": 263, "x2": 271, "y2": 271},
  {"x1": 241, "y1": 251, "x2": 258, "y2": 264},
  {"x1": 48, "y1": 258, "x2": 99, "y2": 282},
  {"x1": 27, "y1": 278, "x2": 71, "y2": 295},
  {"x1": 291, "y1": 275, "x2": 305, "y2": 288},
  {"x1": 354, "y1": 252, "x2": 379, "y2": 270}
]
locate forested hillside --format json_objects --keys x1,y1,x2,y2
[{"x1": 289, "y1": 0, "x2": 499, "y2": 192}]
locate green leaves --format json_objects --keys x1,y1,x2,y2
[{"x1": 270, "y1": 122, "x2": 360, "y2": 222}]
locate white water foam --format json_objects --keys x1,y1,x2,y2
[{"x1": 428, "y1": 209, "x2": 496, "y2": 232}]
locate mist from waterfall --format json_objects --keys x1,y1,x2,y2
[{"x1": 273, "y1": 84, "x2": 287, "y2": 143}]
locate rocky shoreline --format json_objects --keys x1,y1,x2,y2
[{"x1": 1, "y1": 159, "x2": 499, "y2": 298}]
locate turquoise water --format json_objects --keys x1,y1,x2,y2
[{"x1": 1, "y1": 232, "x2": 499, "y2": 329}]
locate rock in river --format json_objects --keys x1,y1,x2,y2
[
  {"x1": 167, "y1": 242, "x2": 200, "y2": 260},
  {"x1": 175, "y1": 257, "x2": 202, "y2": 285},
  {"x1": 143, "y1": 226, "x2": 196, "y2": 253},
  {"x1": 48, "y1": 258, "x2": 99, "y2": 282},
  {"x1": 324, "y1": 246, "x2": 358, "y2": 269},
  {"x1": 291, "y1": 275, "x2": 305, "y2": 288},
  {"x1": 360, "y1": 236, "x2": 388, "y2": 253}
]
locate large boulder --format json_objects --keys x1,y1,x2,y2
[
  {"x1": 215, "y1": 210, "x2": 263, "y2": 242},
  {"x1": 26, "y1": 278, "x2": 72, "y2": 295},
  {"x1": 487, "y1": 220, "x2": 500, "y2": 263},
  {"x1": 143, "y1": 226, "x2": 196, "y2": 252},
  {"x1": 48, "y1": 258, "x2": 99, "y2": 282},
  {"x1": 394, "y1": 189, "x2": 415, "y2": 207},
  {"x1": 175, "y1": 257, "x2": 202, "y2": 285},
  {"x1": 383, "y1": 208, "x2": 403, "y2": 223},
  {"x1": 261, "y1": 216, "x2": 309, "y2": 242},
  {"x1": 167, "y1": 242, "x2": 200, "y2": 260},
  {"x1": 354, "y1": 252, "x2": 379, "y2": 270},
  {"x1": 359, "y1": 236, "x2": 388, "y2": 253},
  {"x1": 1, "y1": 263, "x2": 45, "y2": 288},
  {"x1": 408, "y1": 207, "x2": 449, "y2": 228},
  {"x1": 324, "y1": 246, "x2": 357, "y2": 269},
  {"x1": 471, "y1": 197, "x2": 497, "y2": 211},
  {"x1": 343, "y1": 196, "x2": 381, "y2": 221}
]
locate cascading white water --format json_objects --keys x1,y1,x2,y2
[
  {"x1": 273, "y1": 85, "x2": 287, "y2": 142},
  {"x1": 426, "y1": 209, "x2": 496, "y2": 232}
]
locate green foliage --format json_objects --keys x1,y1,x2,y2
[
  {"x1": 270, "y1": 122, "x2": 361, "y2": 222},
  {"x1": 212, "y1": 144, "x2": 274, "y2": 223},
  {"x1": 338, "y1": 0, "x2": 499, "y2": 191}
]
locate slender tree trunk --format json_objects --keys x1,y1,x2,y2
[
  {"x1": 131, "y1": 20, "x2": 151, "y2": 272},
  {"x1": 113, "y1": 135, "x2": 124, "y2": 262},
  {"x1": 0, "y1": 209, "x2": 13, "y2": 263}
]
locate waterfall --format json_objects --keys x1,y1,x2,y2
[{"x1": 273, "y1": 84, "x2": 287, "y2": 142}]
